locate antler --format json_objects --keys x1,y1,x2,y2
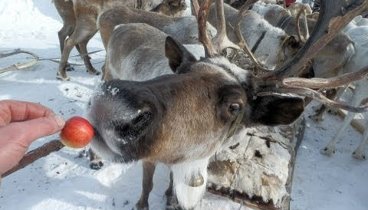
[
  {"x1": 233, "y1": 0, "x2": 266, "y2": 69},
  {"x1": 197, "y1": 0, "x2": 217, "y2": 56},
  {"x1": 256, "y1": 63, "x2": 368, "y2": 113},
  {"x1": 212, "y1": 0, "x2": 240, "y2": 52},
  {"x1": 268, "y1": 0, "x2": 368, "y2": 78},
  {"x1": 257, "y1": 87, "x2": 368, "y2": 113},
  {"x1": 196, "y1": 0, "x2": 239, "y2": 57},
  {"x1": 295, "y1": 6, "x2": 310, "y2": 43},
  {"x1": 282, "y1": 66, "x2": 368, "y2": 89},
  {"x1": 253, "y1": 0, "x2": 368, "y2": 112},
  {"x1": 191, "y1": 0, "x2": 200, "y2": 17}
]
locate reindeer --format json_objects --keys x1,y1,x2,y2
[
  {"x1": 251, "y1": 1, "x2": 318, "y2": 43},
  {"x1": 85, "y1": 0, "x2": 218, "y2": 169},
  {"x1": 97, "y1": 5, "x2": 216, "y2": 49},
  {"x1": 87, "y1": 0, "x2": 368, "y2": 209},
  {"x1": 207, "y1": 2, "x2": 303, "y2": 70},
  {"x1": 250, "y1": 1, "x2": 357, "y2": 116},
  {"x1": 53, "y1": 0, "x2": 187, "y2": 80},
  {"x1": 97, "y1": 4, "x2": 217, "y2": 80},
  {"x1": 252, "y1": 2, "x2": 355, "y2": 75},
  {"x1": 319, "y1": 16, "x2": 368, "y2": 160}
]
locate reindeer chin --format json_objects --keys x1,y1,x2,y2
[{"x1": 90, "y1": 135, "x2": 123, "y2": 163}]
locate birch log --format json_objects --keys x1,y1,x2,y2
[{"x1": 207, "y1": 117, "x2": 305, "y2": 210}]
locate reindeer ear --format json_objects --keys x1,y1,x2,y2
[
  {"x1": 165, "y1": 36, "x2": 197, "y2": 73},
  {"x1": 250, "y1": 95, "x2": 304, "y2": 126}
]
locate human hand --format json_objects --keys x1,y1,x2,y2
[{"x1": 0, "y1": 100, "x2": 65, "y2": 175}]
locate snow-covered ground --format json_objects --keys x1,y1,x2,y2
[{"x1": 0, "y1": 1, "x2": 367, "y2": 210}]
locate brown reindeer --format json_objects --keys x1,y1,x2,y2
[
  {"x1": 97, "y1": 5, "x2": 216, "y2": 49},
  {"x1": 97, "y1": 5, "x2": 217, "y2": 80},
  {"x1": 87, "y1": 0, "x2": 368, "y2": 209},
  {"x1": 53, "y1": 0, "x2": 187, "y2": 80}
]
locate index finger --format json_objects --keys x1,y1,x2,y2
[{"x1": 0, "y1": 100, "x2": 55, "y2": 126}]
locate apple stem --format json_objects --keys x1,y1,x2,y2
[{"x1": 3, "y1": 140, "x2": 65, "y2": 177}]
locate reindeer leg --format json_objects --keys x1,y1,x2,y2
[
  {"x1": 165, "y1": 171, "x2": 174, "y2": 203},
  {"x1": 134, "y1": 161, "x2": 156, "y2": 210},
  {"x1": 310, "y1": 89, "x2": 338, "y2": 122},
  {"x1": 54, "y1": 0, "x2": 75, "y2": 72},
  {"x1": 57, "y1": 18, "x2": 97, "y2": 80},
  {"x1": 58, "y1": 22, "x2": 76, "y2": 72},
  {"x1": 57, "y1": 34, "x2": 76, "y2": 80},
  {"x1": 165, "y1": 171, "x2": 184, "y2": 210},
  {"x1": 327, "y1": 86, "x2": 349, "y2": 116},
  {"x1": 58, "y1": 23, "x2": 74, "y2": 58},
  {"x1": 352, "y1": 86, "x2": 368, "y2": 160},
  {"x1": 321, "y1": 93, "x2": 361, "y2": 156},
  {"x1": 171, "y1": 158, "x2": 209, "y2": 210},
  {"x1": 353, "y1": 126, "x2": 368, "y2": 160},
  {"x1": 78, "y1": 35, "x2": 100, "y2": 75}
]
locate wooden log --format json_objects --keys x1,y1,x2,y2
[
  {"x1": 207, "y1": 117, "x2": 306, "y2": 210},
  {"x1": 2, "y1": 140, "x2": 64, "y2": 177}
]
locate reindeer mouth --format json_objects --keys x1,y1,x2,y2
[{"x1": 89, "y1": 126, "x2": 132, "y2": 163}]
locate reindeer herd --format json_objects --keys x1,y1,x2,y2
[{"x1": 53, "y1": 0, "x2": 368, "y2": 209}]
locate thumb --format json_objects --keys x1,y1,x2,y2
[{"x1": 7, "y1": 115, "x2": 65, "y2": 146}]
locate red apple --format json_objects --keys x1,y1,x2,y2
[{"x1": 60, "y1": 116, "x2": 94, "y2": 148}]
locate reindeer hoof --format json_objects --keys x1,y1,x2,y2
[
  {"x1": 166, "y1": 205, "x2": 184, "y2": 210},
  {"x1": 309, "y1": 114, "x2": 323, "y2": 122},
  {"x1": 133, "y1": 201, "x2": 149, "y2": 210},
  {"x1": 56, "y1": 72, "x2": 70, "y2": 81},
  {"x1": 89, "y1": 160, "x2": 104, "y2": 170},
  {"x1": 77, "y1": 149, "x2": 88, "y2": 158},
  {"x1": 320, "y1": 146, "x2": 335, "y2": 156},
  {"x1": 65, "y1": 63, "x2": 75, "y2": 71},
  {"x1": 132, "y1": 206, "x2": 148, "y2": 210},
  {"x1": 327, "y1": 108, "x2": 339, "y2": 115},
  {"x1": 166, "y1": 195, "x2": 183, "y2": 210},
  {"x1": 352, "y1": 151, "x2": 366, "y2": 160},
  {"x1": 87, "y1": 68, "x2": 101, "y2": 76}
]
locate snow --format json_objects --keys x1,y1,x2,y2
[{"x1": 0, "y1": 0, "x2": 367, "y2": 210}]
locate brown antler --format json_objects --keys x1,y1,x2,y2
[
  {"x1": 233, "y1": 0, "x2": 265, "y2": 69},
  {"x1": 256, "y1": 65, "x2": 368, "y2": 113},
  {"x1": 198, "y1": 0, "x2": 217, "y2": 57},
  {"x1": 212, "y1": 0, "x2": 240, "y2": 52},
  {"x1": 282, "y1": 65, "x2": 368, "y2": 89},
  {"x1": 197, "y1": 0, "x2": 239, "y2": 57},
  {"x1": 269, "y1": 0, "x2": 368, "y2": 78},
  {"x1": 257, "y1": 87, "x2": 368, "y2": 113}
]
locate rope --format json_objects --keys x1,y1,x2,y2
[{"x1": 0, "y1": 48, "x2": 104, "y2": 74}]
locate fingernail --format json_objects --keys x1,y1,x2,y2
[{"x1": 54, "y1": 115, "x2": 65, "y2": 128}]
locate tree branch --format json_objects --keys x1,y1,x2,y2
[{"x1": 3, "y1": 140, "x2": 64, "y2": 177}]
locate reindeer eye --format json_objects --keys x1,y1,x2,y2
[{"x1": 229, "y1": 103, "x2": 241, "y2": 115}]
